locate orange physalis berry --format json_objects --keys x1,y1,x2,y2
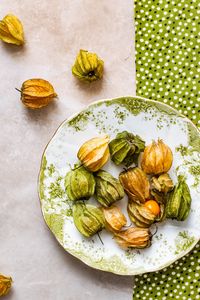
[{"x1": 144, "y1": 200, "x2": 160, "y2": 216}]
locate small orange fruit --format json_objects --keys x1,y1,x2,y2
[{"x1": 144, "y1": 200, "x2": 160, "y2": 216}]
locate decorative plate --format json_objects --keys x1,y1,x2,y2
[{"x1": 38, "y1": 96, "x2": 200, "y2": 275}]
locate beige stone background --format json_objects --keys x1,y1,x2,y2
[{"x1": 0, "y1": 0, "x2": 135, "y2": 299}]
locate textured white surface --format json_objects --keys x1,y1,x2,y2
[{"x1": 0, "y1": 0, "x2": 135, "y2": 299}]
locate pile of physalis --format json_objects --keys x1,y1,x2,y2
[{"x1": 64, "y1": 131, "x2": 192, "y2": 249}]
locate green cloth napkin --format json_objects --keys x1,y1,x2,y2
[
  {"x1": 133, "y1": 0, "x2": 200, "y2": 299},
  {"x1": 133, "y1": 243, "x2": 200, "y2": 299},
  {"x1": 134, "y1": 0, "x2": 200, "y2": 128}
]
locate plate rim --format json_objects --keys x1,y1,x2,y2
[{"x1": 38, "y1": 95, "x2": 200, "y2": 275}]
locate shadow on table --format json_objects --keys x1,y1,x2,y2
[
  {"x1": 23, "y1": 100, "x2": 61, "y2": 124},
  {"x1": 49, "y1": 229, "x2": 133, "y2": 292},
  {"x1": 1, "y1": 42, "x2": 26, "y2": 54},
  {"x1": 73, "y1": 76, "x2": 104, "y2": 96}
]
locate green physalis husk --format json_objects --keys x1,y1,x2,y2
[
  {"x1": 109, "y1": 131, "x2": 145, "y2": 167},
  {"x1": 73, "y1": 202, "x2": 105, "y2": 237},
  {"x1": 72, "y1": 49, "x2": 104, "y2": 82},
  {"x1": 166, "y1": 175, "x2": 191, "y2": 221},
  {"x1": 94, "y1": 170, "x2": 124, "y2": 207},
  {"x1": 65, "y1": 165, "x2": 95, "y2": 201}
]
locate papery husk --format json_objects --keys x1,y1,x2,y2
[
  {"x1": 95, "y1": 170, "x2": 124, "y2": 207},
  {"x1": 77, "y1": 135, "x2": 110, "y2": 172},
  {"x1": 72, "y1": 49, "x2": 104, "y2": 82},
  {"x1": 152, "y1": 173, "x2": 174, "y2": 194},
  {"x1": 166, "y1": 175, "x2": 191, "y2": 221},
  {"x1": 141, "y1": 139, "x2": 173, "y2": 175},
  {"x1": 109, "y1": 131, "x2": 145, "y2": 167},
  {"x1": 150, "y1": 176, "x2": 174, "y2": 222},
  {"x1": 19, "y1": 79, "x2": 57, "y2": 109},
  {"x1": 0, "y1": 274, "x2": 12, "y2": 296},
  {"x1": 65, "y1": 165, "x2": 95, "y2": 201},
  {"x1": 73, "y1": 202, "x2": 105, "y2": 237},
  {"x1": 151, "y1": 190, "x2": 168, "y2": 222},
  {"x1": 119, "y1": 167, "x2": 150, "y2": 204},
  {"x1": 155, "y1": 203, "x2": 166, "y2": 222},
  {"x1": 114, "y1": 227, "x2": 151, "y2": 249},
  {"x1": 127, "y1": 201, "x2": 156, "y2": 228},
  {"x1": 102, "y1": 205, "x2": 127, "y2": 232},
  {"x1": 0, "y1": 14, "x2": 24, "y2": 45}
]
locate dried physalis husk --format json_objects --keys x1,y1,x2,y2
[
  {"x1": 72, "y1": 49, "x2": 104, "y2": 82},
  {"x1": 0, "y1": 14, "x2": 24, "y2": 45},
  {"x1": 119, "y1": 167, "x2": 150, "y2": 204},
  {"x1": 102, "y1": 205, "x2": 127, "y2": 232},
  {"x1": 155, "y1": 202, "x2": 166, "y2": 222},
  {"x1": 166, "y1": 175, "x2": 191, "y2": 221},
  {"x1": 127, "y1": 201, "x2": 156, "y2": 228},
  {"x1": 65, "y1": 165, "x2": 95, "y2": 201},
  {"x1": 141, "y1": 139, "x2": 173, "y2": 175},
  {"x1": 114, "y1": 227, "x2": 151, "y2": 249},
  {"x1": 109, "y1": 131, "x2": 145, "y2": 167},
  {"x1": 0, "y1": 274, "x2": 12, "y2": 296},
  {"x1": 17, "y1": 79, "x2": 57, "y2": 109},
  {"x1": 77, "y1": 135, "x2": 110, "y2": 172},
  {"x1": 94, "y1": 170, "x2": 124, "y2": 207},
  {"x1": 150, "y1": 190, "x2": 169, "y2": 223},
  {"x1": 73, "y1": 202, "x2": 105, "y2": 237},
  {"x1": 151, "y1": 173, "x2": 174, "y2": 194}
]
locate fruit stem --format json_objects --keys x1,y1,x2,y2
[
  {"x1": 151, "y1": 224, "x2": 158, "y2": 238},
  {"x1": 97, "y1": 232, "x2": 104, "y2": 245},
  {"x1": 15, "y1": 88, "x2": 22, "y2": 93}
]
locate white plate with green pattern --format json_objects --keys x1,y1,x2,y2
[{"x1": 38, "y1": 96, "x2": 200, "y2": 275}]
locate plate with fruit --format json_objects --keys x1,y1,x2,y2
[{"x1": 38, "y1": 96, "x2": 200, "y2": 275}]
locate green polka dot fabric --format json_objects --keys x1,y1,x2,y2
[
  {"x1": 135, "y1": 0, "x2": 200, "y2": 128},
  {"x1": 133, "y1": 243, "x2": 200, "y2": 299},
  {"x1": 133, "y1": 0, "x2": 200, "y2": 299}
]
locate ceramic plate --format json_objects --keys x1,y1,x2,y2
[{"x1": 38, "y1": 96, "x2": 200, "y2": 275}]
